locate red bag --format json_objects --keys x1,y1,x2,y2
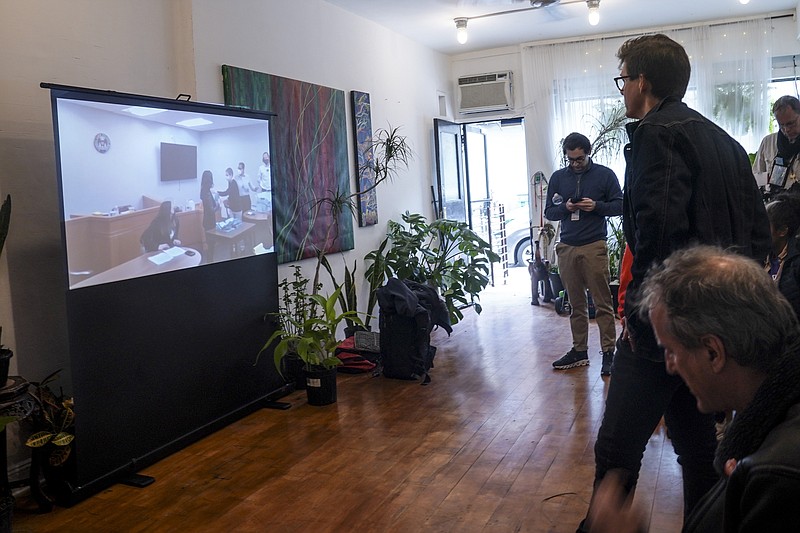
[{"x1": 335, "y1": 336, "x2": 377, "y2": 374}]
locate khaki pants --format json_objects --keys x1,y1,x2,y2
[{"x1": 555, "y1": 240, "x2": 616, "y2": 352}]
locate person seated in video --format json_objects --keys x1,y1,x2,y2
[{"x1": 141, "y1": 200, "x2": 181, "y2": 252}]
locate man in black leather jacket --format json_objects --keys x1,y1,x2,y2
[
  {"x1": 588, "y1": 245, "x2": 800, "y2": 532},
  {"x1": 579, "y1": 34, "x2": 772, "y2": 532}
]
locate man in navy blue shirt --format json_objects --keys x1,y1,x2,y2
[{"x1": 545, "y1": 132, "x2": 623, "y2": 375}]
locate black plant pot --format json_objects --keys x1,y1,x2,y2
[
  {"x1": 304, "y1": 367, "x2": 337, "y2": 406},
  {"x1": 0, "y1": 349, "x2": 12, "y2": 387},
  {"x1": 549, "y1": 272, "x2": 565, "y2": 299},
  {"x1": 0, "y1": 495, "x2": 13, "y2": 533},
  {"x1": 281, "y1": 354, "x2": 306, "y2": 390},
  {"x1": 30, "y1": 440, "x2": 77, "y2": 509},
  {"x1": 343, "y1": 324, "x2": 371, "y2": 338}
]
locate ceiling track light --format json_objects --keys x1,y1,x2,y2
[
  {"x1": 587, "y1": 0, "x2": 600, "y2": 26},
  {"x1": 454, "y1": 0, "x2": 602, "y2": 45},
  {"x1": 454, "y1": 17, "x2": 468, "y2": 45}
]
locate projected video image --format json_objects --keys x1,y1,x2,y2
[{"x1": 51, "y1": 92, "x2": 275, "y2": 290}]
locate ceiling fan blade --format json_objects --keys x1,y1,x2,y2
[
  {"x1": 456, "y1": 0, "x2": 525, "y2": 6},
  {"x1": 532, "y1": 0, "x2": 584, "y2": 21},
  {"x1": 530, "y1": 0, "x2": 560, "y2": 7}
]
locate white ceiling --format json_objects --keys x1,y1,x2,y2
[{"x1": 323, "y1": 0, "x2": 798, "y2": 55}]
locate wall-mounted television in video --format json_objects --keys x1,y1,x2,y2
[
  {"x1": 43, "y1": 84, "x2": 276, "y2": 290},
  {"x1": 160, "y1": 142, "x2": 198, "y2": 182}
]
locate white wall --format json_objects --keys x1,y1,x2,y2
[
  {"x1": 0, "y1": 0, "x2": 191, "y2": 385},
  {"x1": 55, "y1": 101, "x2": 267, "y2": 216},
  {"x1": 451, "y1": 45, "x2": 525, "y2": 121},
  {"x1": 450, "y1": 15, "x2": 800, "y2": 206},
  {"x1": 0, "y1": 0, "x2": 450, "y2": 390}
]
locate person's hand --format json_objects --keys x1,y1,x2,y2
[
  {"x1": 724, "y1": 458, "x2": 738, "y2": 477},
  {"x1": 587, "y1": 471, "x2": 645, "y2": 533},
  {"x1": 574, "y1": 198, "x2": 597, "y2": 211},
  {"x1": 566, "y1": 199, "x2": 580, "y2": 212},
  {"x1": 158, "y1": 243, "x2": 169, "y2": 251},
  {"x1": 174, "y1": 239, "x2": 182, "y2": 246}
]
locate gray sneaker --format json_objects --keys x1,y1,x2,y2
[{"x1": 552, "y1": 348, "x2": 589, "y2": 370}]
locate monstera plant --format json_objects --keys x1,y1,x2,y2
[{"x1": 365, "y1": 211, "x2": 500, "y2": 326}]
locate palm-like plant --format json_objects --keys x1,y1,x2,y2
[
  {"x1": 308, "y1": 125, "x2": 412, "y2": 319},
  {"x1": 607, "y1": 216, "x2": 625, "y2": 281},
  {"x1": 588, "y1": 102, "x2": 629, "y2": 165}
]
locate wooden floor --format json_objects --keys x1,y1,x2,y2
[{"x1": 12, "y1": 269, "x2": 683, "y2": 533}]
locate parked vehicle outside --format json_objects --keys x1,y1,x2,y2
[{"x1": 497, "y1": 206, "x2": 532, "y2": 267}]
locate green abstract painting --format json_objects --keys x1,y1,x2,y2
[{"x1": 222, "y1": 65, "x2": 353, "y2": 263}]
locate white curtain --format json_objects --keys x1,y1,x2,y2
[{"x1": 521, "y1": 17, "x2": 774, "y2": 184}]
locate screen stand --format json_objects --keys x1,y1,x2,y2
[
  {"x1": 120, "y1": 473, "x2": 155, "y2": 488},
  {"x1": 263, "y1": 400, "x2": 291, "y2": 410}
]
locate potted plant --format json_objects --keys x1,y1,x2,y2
[
  {"x1": 305, "y1": 125, "x2": 412, "y2": 324},
  {"x1": 263, "y1": 266, "x2": 321, "y2": 390},
  {"x1": 371, "y1": 211, "x2": 501, "y2": 325},
  {"x1": 607, "y1": 215, "x2": 625, "y2": 281},
  {"x1": 363, "y1": 237, "x2": 391, "y2": 330},
  {"x1": 24, "y1": 370, "x2": 75, "y2": 507},
  {"x1": 588, "y1": 102, "x2": 629, "y2": 164},
  {"x1": 606, "y1": 215, "x2": 625, "y2": 313},
  {"x1": 258, "y1": 268, "x2": 364, "y2": 406},
  {"x1": 318, "y1": 254, "x2": 366, "y2": 337}
]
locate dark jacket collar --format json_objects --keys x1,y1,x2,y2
[
  {"x1": 715, "y1": 344, "x2": 800, "y2": 473},
  {"x1": 624, "y1": 95, "x2": 684, "y2": 140}
]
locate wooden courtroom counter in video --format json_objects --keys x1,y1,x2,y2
[
  {"x1": 70, "y1": 247, "x2": 201, "y2": 289},
  {"x1": 65, "y1": 196, "x2": 204, "y2": 288}
]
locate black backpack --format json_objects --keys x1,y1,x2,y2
[
  {"x1": 377, "y1": 278, "x2": 450, "y2": 383},
  {"x1": 379, "y1": 311, "x2": 434, "y2": 382}
]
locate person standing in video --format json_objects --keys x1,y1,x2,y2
[{"x1": 219, "y1": 167, "x2": 243, "y2": 220}]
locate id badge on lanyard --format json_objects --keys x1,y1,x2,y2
[{"x1": 770, "y1": 156, "x2": 790, "y2": 189}]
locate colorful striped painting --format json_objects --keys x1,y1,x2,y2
[
  {"x1": 351, "y1": 91, "x2": 377, "y2": 227},
  {"x1": 222, "y1": 65, "x2": 353, "y2": 263}
]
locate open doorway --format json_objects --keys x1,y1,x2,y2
[{"x1": 434, "y1": 118, "x2": 531, "y2": 287}]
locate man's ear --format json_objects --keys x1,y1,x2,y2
[
  {"x1": 638, "y1": 75, "x2": 649, "y2": 94},
  {"x1": 701, "y1": 334, "x2": 727, "y2": 373}
]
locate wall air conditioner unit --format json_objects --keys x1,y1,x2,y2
[{"x1": 458, "y1": 71, "x2": 513, "y2": 114}]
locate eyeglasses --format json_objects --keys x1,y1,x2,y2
[
  {"x1": 614, "y1": 75, "x2": 632, "y2": 92},
  {"x1": 568, "y1": 155, "x2": 587, "y2": 164},
  {"x1": 778, "y1": 114, "x2": 800, "y2": 130}
]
